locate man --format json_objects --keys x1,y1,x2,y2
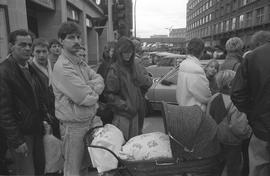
[
  {"x1": 52, "y1": 22, "x2": 104, "y2": 176},
  {"x1": 30, "y1": 38, "x2": 60, "y2": 139},
  {"x1": 176, "y1": 38, "x2": 211, "y2": 111},
  {"x1": 76, "y1": 46, "x2": 87, "y2": 63},
  {"x1": 48, "y1": 39, "x2": 61, "y2": 69},
  {"x1": 231, "y1": 31, "x2": 270, "y2": 176},
  {"x1": 0, "y1": 29, "x2": 45, "y2": 175}
]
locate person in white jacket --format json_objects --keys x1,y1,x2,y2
[{"x1": 176, "y1": 38, "x2": 211, "y2": 111}]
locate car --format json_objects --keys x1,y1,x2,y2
[
  {"x1": 146, "y1": 59, "x2": 224, "y2": 111},
  {"x1": 146, "y1": 52, "x2": 186, "y2": 78}
]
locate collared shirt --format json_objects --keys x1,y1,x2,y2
[
  {"x1": 33, "y1": 57, "x2": 49, "y2": 77},
  {"x1": 18, "y1": 62, "x2": 33, "y2": 85},
  {"x1": 62, "y1": 50, "x2": 84, "y2": 66}
]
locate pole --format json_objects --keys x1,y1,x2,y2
[
  {"x1": 134, "y1": 0, "x2": 137, "y2": 38},
  {"x1": 107, "y1": 0, "x2": 114, "y2": 41}
]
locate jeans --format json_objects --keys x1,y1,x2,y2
[
  {"x1": 249, "y1": 134, "x2": 270, "y2": 176},
  {"x1": 62, "y1": 122, "x2": 91, "y2": 176}
]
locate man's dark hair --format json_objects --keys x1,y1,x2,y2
[
  {"x1": 186, "y1": 38, "x2": 205, "y2": 58},
  {"x1": 57, "y1": 22, "x2": 81, "y2": 40},
  {"x1": 49, "y1": 39, "x2": 61, "y2": 48},
  {"x1": 250, "y1": 31, "x2": 270, "y2": 49},
  {"x1": 32, "y1": 38, "x2": 49, "y2": 50},
  {"x1": 8, "y1": 29, "x2": 35, "y2": 45}
]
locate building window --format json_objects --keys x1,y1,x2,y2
[
  {"x1": 240, "y1": 0, "x2": 247, "y2": 6},
  {"x1": 239, "y1": 14, "x2": 244, "y2": 28},
  {"x1": 206, "y1": 15, "x2": 209, "y2": 22},
  {"x1": 269, "y1": 5, "x2": 270, "y2": 21},
  {"x1": 221, "y1": 6, "x2": 224, "y2": 16},
  {"x1": 215, "y1": 23, "x2": 218, "y2": 34},
  {"x1": 246, "y1": 11, "x2": 253, "y2": 27},
  {"x1": 225, "y1": 20, "x2": 230, "y2": 31},
  {"x1": 220, "y1": 22, "x2": 224, "y2": 32},
  {"x1": 232, "y1": 0, "x2": 237, "y2": 10},
  {"x1": 209, "y1": 0, "x2": 212, "y2": 7},
  {"x1": 67, "y1": 4, "x2": 80, "y2": 22},
  {"x1": 226, "y1": 4, "x2": 230, "y2": 13},
  {"x1": 256, "y1": 7, "x2": 264, "y2": 25},
  {"x1": 209, "y1": 13, "x2": 212, "y2": 21},
  {"x1": 232, "y1": 17, "x2": 236, "y2": 30}
]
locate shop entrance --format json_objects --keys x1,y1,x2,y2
[{"x1": 26, "y1": 0, "x2": 55, "y2": 38}]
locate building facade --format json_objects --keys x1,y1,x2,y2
[
  {"x1": 186, "y1": 0, "x2": 270, "y2": 47},
  {"x1": 0, "y1": 0, "x2": 115, "y2": 64},
  {"x1": 169, "y1": 28, "x2": 186, "y2": 38}
]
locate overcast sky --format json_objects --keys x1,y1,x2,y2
[{"x1": 133, "y1": 0, "x2": 188, "y2": 38}]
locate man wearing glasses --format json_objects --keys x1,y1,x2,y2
[{"x1": 0, "y1": 29, "x2": 46, "y2": 175}]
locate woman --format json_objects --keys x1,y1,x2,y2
[
  {"x1": 220, "y1": 37, "x2": 244, "y2": 71},
  {"x1": 104, "y1": 37, "x2": 151, "y2": 139},
  {"x1": 205, "y1": 59, "x2": 219, "y2": 94}
]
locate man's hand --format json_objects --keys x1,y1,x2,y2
[{"x1": 15, "y1": 142, "x2": 28, "y2": 157}]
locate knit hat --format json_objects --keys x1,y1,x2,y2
[{"x1": 225, "y1": 37, "x2": 244, "y2": 52}]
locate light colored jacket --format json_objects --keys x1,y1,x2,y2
[
  {"x1": 52, "y1": 51, "x2": 104, "y2": 123},
  {"x1": 176, "y1": 55, "x2": 211, "y2": 111}
]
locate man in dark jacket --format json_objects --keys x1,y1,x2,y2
[
  {"x1": 30, "y1": 38, "x2": 60, "y2": 139},
  {"x1": 231, "y1": 31, "x2": 270, "y2": 176},
  {"x1": 0, "y1": 29, "x2": 45, "y2": 175}
]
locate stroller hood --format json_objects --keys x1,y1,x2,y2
[{"x1": 163, "y1": 103, "x2": 220, "y2": 160}]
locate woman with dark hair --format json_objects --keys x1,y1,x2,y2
[{"x1": 104, "y1": 37, "x2": 151, "y2": 139}]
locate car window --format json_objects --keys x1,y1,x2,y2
[{"x1": 162, "y1": 67, "x2": 178, "y2": 85}]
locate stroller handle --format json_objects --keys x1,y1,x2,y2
[{"x1": 87, "y1": 144, "x2": 122, "y2": 162}]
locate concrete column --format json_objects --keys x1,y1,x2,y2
[
  {"x1": 7, "y1": 0, "x2": 28, "y2": 31},
  {"x1": 81, "y1": 11, "x2": 87, "y2": 49},
  {"x1": 107, "y1": 0, "x2": 114, "y2": 41}
]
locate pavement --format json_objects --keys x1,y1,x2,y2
[{"x1": 88, "y1": 115, "x2": 164, "y2": 175}]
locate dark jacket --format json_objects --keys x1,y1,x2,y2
[
  {"x1": 231, "y1": 43, "x2": 270, "y2": 141},
  {"x1": 0, "y1": 56, "x2": 45, "y2": 148},
  {"x1": 30, "y1": 61, "x2": 60, "y2": 139},
  {"x1": 220, "y1": 52, "x2": 242, "y2": 71},
  {"x1": 104, "y1": 37, "x2": 152, "y2": 121}
]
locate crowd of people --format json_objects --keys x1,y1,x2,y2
[
  {"x1": 176, "y1": 31, "x2": 270, "y2": 176},
  {"x1": 0, "y1": 20, "x2": 269, "y2": 176},
  {"x1": 0, "y1": 22, "x2": 152, "y2": 176}
]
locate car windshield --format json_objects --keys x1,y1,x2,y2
[{"x1": 160, "y1": 65, "x2": 179, "y2": 85}]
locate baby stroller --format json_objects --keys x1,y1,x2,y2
[{"x1": 84, "y1": 102, "x2": 223, "y2": 176}]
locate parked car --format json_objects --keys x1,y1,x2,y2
[
  {"x1": 146, "y1": 52, "x2": 186, "y2": 78},
  {"x1": 146, "y1": 59, "x2": 224, "y2": 111}
]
